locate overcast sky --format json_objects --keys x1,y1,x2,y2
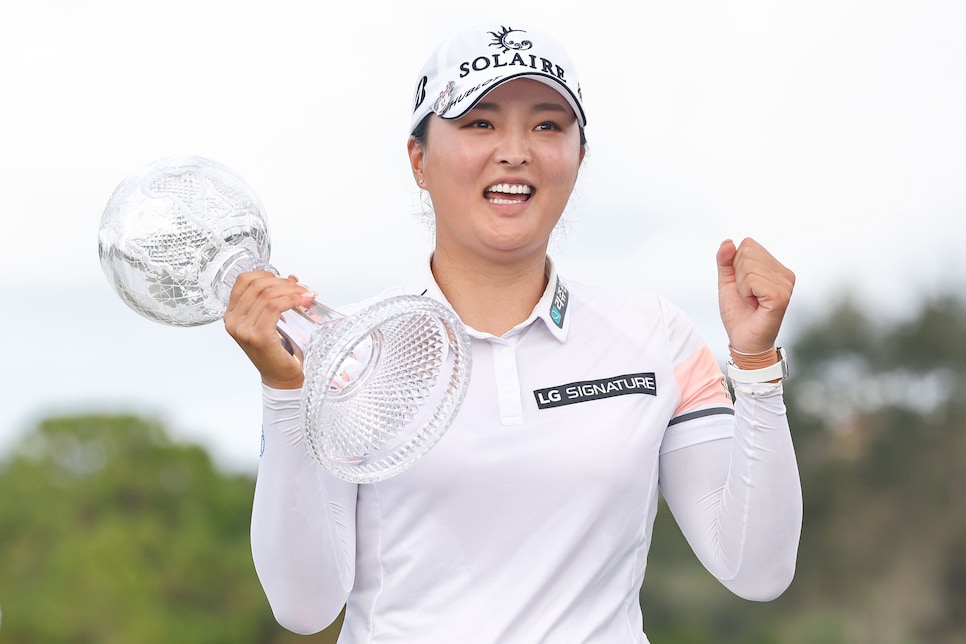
[{"x1": 2, "y1": 0, "x2": 964, "y2": 471}]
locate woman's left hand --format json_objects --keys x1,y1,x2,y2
[{"x1": 716, "y1": 238, "x2": 795, "y2": 354}]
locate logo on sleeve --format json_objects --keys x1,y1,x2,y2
[{"x1": 534, "y1": 373, "x2": 657, "y2": 409}]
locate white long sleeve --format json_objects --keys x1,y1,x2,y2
[
  {"x1": 250, "y1": 386, "x2": 357, "y2": 634},
  {"x1": 658, "y1": 383, "x2": 803, "y2": 601}
]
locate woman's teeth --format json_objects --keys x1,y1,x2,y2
[{"x1": 485, "y1": 184, "x2": 532, "y2": 204}]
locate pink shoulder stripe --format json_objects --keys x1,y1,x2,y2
[{"x1": 672, "y1": 345, "x2": 731, "y2": 417}]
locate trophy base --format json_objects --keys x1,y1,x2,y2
[{"x1": 300, "y1": 295, "x2": 471, "y2": 483}]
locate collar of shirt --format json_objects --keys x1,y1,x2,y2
[{"x1": 406, "y1": 254, "x2": 571, "y2": 344}]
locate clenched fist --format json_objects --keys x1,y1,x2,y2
[{"x1": 716, "y1": 238, "x2": 795, "y2": 356}]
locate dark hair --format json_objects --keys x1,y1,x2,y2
[
  {"x1": 411, "y1": 114, "x2": 432, "y2": 146},
  {"x1": 410, "y1": 114, "x2": 588, "y2": 148}
]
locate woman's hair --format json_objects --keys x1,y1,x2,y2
[
  {"x1": 411, "y1": 114, "x2": 432, "y2": 146},
  {"x1": 410, "y1": 114, "x2": 587, "y2": 149}
]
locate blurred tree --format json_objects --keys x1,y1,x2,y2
[{"x1": 0, "y1": 414, "x2": 342, "y2": 643}]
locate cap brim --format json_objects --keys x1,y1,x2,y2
[{"x1": 440, "y1": 72, "x2": 586, "y2": 127}]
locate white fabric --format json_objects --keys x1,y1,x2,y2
[{"x1": 250, "y1": 258, "x2": 803, "y2": 642}]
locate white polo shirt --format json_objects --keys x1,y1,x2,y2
[{"x1": 255, "y1": 257, "x2": 738, "y2": 643}]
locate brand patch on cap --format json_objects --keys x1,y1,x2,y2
[
  {"x1": 433, "y1": 81, "x2": 456, "y2": 117},
  {"x1": 534, "y1": 373, "x2": 658, "y2": 409}
]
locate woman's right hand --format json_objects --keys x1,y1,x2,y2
[{"x1": 224, "y1": 270, "x2": 316, "y2": 389}]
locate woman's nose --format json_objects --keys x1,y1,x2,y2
[{"x1": 496, "y1": 131, "x2": 532, "y2": 166}]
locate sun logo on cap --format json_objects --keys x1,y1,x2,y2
[{"x1": 488, "y1": 26, "x2": 533, "y2": 54}]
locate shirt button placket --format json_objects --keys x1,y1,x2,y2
[{"x1": 490, "y1": 339, "x2": 524, "y2": 426}]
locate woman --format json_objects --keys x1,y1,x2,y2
[{"x1": 225, "y1": 22, "x2": 802, "y2": 643}]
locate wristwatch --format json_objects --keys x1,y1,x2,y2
[{"x1": 727, "y1": 347, "x2": 789, "y2": 384}]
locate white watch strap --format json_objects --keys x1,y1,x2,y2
[{"x1": 727, "y1": 347, "x2": 789, "y2": 384}]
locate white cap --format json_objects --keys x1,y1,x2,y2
[{"x1": 410, "y1": 23, "x2": 587, "y2": 134}]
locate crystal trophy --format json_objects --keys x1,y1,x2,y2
[{"x1": 97, "y1": 156, "x2": 471, "y2": 483}]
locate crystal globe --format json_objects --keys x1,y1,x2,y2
[{"x1": 98, "y1": 156, "x2": 271, "y2": 326}]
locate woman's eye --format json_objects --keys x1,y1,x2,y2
[
  {"x1": 468, "y1": 119, "x2": 493, "y2": 129},
  {"x1": 536, "y1": 121, "x2": 560, "y2": 131}
]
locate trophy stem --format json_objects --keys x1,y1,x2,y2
[
  {"x1": 213, "y1": 247, "x2": 380, "y2": 395},
  {"x1": 277, "y1": 300, "x2": 343, "y2": 359},
  {"x1": 212, "y1": 247, "x2": 336, "y2": 352}
]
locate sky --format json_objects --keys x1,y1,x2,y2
[{"x1": 2, "y1": 0, "x2": 964, "y2": 473}]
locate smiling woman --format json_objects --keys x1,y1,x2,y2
[
  {"x1": 407, "y1": 78, "x2": 585, "y2": 333},
  {"x1": 227, "y1": 19, "x2": 804, "y2": 644}
]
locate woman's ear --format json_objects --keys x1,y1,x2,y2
[{"x1": 408, "y1": 136, "x2": 426, "y2": 187}]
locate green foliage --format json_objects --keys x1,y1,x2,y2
[{"x1": 0, "y1": 414, "x2": 341, "y2": 643}]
